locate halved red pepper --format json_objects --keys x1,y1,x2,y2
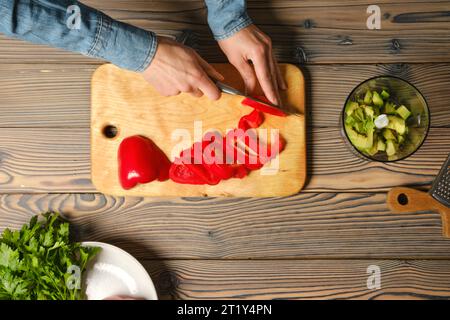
[{"x1": 118, "y1": 135, "x2": 170, "y2": 190}]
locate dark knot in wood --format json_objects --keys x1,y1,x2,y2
[{"x1": 294, "y1": 46, "x2": 308, "y2": 64}]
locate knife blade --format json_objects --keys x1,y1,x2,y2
[{"x1": 214, "y1": 80, "x2": 299, "y2": 116}]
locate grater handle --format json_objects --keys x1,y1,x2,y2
[{"x1": 387, "y1": 187, "x2": 450, "y2": 238}]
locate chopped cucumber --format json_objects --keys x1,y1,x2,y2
[
  {"x1": 372, "y1": 91, "x2": 384, "y2": 107},
  {"x1": 364, "y1": 90, "x2": 373, "y2": 105},
  {"x1": 386, "y1": 140, "x2": 397, "y2": 157},
  {"x1": 386, "y1": 115, "x2": 406, "y2": 135},
  {"x1": 346, "y1": 101, "x2": 359, "y2": 116},
  {"x1": 383, "y1": 101, "x2": 397, "y2": 115},
  {"x1": 354, "y1": 121, "x2": 364, "y2": 133},
  {"x1": 344, "y1": 89, "x2": 414, "y2": 159},
  {"x1": 345, "y1": 115, "x2": 356, "y2": 126},
  {"x1": 396, "y1": 105, "x2": 411, "y2": 120},
  {"x1": 365, "y1": 134, "x2": 379, "y2": 156},
  {"x1": 353, "y1": 108, "x2": 365, "y2": 122},
  {"x1": 345, "y1": 124, "x2": 374, "y2": 150},
  {"x1": 364, "y1": 106, "x2": 374, "y2": 118},
  {"x1": 382, "y1": 128, "x2": 396, "y2": 141},
  {"x1": 377, "y1": 139, "x2": 386, "y2": 151}
]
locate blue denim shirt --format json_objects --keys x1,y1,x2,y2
[{"x1": 0, "y1": 0, "x2": 252, "y2": 72}]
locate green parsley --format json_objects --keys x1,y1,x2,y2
[{"x1": 0, "y1": 212, "x2": 100, "y2": 300}]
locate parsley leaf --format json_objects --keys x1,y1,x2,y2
[{"x1": 0, "y1": 212, "x2": 100, "y2": 300}]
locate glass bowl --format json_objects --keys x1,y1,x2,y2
[{"x1": 341, "y1": 76, "x2": 430, "y2": 162}]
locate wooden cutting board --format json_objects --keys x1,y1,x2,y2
[{"x1": 91, "y1": 63, "x2": 306, "y2": 197}]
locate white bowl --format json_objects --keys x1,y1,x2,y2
[{"x1": 81, "y1": 241, "x2": 158, "y2": 300}]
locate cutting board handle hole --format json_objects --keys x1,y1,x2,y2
[
  {"x1": 397, "y1": 193, "x2": 409, "y2": 206},
  {"x1": 102, "y1": 124, "x2": 119, "y2": 139}
]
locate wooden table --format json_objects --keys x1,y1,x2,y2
[{"x1": 1, "y1": 0, "x2": 450, "y2": 299}]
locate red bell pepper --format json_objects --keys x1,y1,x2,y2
[
  {"x1": 241, "y1": 96, "x2": 287, "y2": 117},
  {"x1": 238, "y1": 109, "x2": 264, "y2": 131},
  {"x1": 169, "y1": 163, "x2": 221, "y2": 185},
  {"x1": 118, "y1": 135, "x2": 170, "y2": 190},
  {"x1": 120, "y1": 99, "x2": 287, "y2": 188}
]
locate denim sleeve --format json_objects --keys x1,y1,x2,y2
[
  {"x1": 0, "y1": 0, "x2": 157, "y2": 72},
  {"x1": 204, "y1": 0, "x2": 252, "y2": 41}
]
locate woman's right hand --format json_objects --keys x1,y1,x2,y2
[{"x1": 142, "y1": 36, "x2": 224, "y2": 100}]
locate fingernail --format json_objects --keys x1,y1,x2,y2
[{"x1": 271, "y1": 97, "x2": 279, "y2": 106}]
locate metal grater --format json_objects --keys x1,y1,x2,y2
[{"x1": 429, "y1": 153, "x2": 450, "y2": 207}]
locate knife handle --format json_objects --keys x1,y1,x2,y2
[{"x1": 387, "y1": 187, "x2": 450, "y2": 238}]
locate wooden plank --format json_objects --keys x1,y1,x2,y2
[
  {"x1": 1, "y1": 193, "x2": 450, "y2": 259},
  {"x1": 309, "y1": 63, "x2": 450, "y2": 127},
  {"x1": 143, "y1": 260, "x2": 450, "y2": 299},
  {"x1": 1, "y1": 63, "x2": 449, "y2": 128},
  {"x1": 83, "y1": 0, "x2": 450, "y2": 11},
  {"x1": 308, "y1": 127, "x2": 450, "y2": 192},
  {"x1": 0, "y1": 127, "x2": 448, "y2": 193},
  {"x1": 0, "y1": 128, "x2": 91, "y2": 192},
  {"x1": 0, "y1": 64, "x2": 94, "y2": 127},
  {"x1": 100, "y1": 2, "x2": 450, "y2": 32},
  {"x1": 1, "y1": 2, "x2": 450, "y2": 64}
]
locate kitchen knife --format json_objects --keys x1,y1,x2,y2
[
  {"x1": 214, "y1": 80, "x2": 299, "y2": 116},
  {"x1": 387, "y1": 153, "x2": 450, "y2": 238}
]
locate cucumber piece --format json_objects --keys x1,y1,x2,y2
[
  {"x1": 345, "y1": 124, "x2": 374, "y2": 150},
  {"x1": 364, "y1": 118, "x2": 375, "y2": 132},
  {"x1": 383, "y1": 101, "x2": 397, "y2": 115},
  {"x1": 345, "y1": 101, "x2": 359, "y2": 116},
  {"x1": 365, "y1": 133, "x2": 379, "y2": 156},
  {"x1": 381, "y1": 90, "x2": 390, "y2": 100},
  {"x1": 377, "y1": 139, "x2": 386, "y2": 151},
  {"x1": 364, "y1": 106, "x2": 374, "y2": 118},
  {"x1": 396, "y1": 105, "x2": 411, "y2": 120},
  {"x1": 353, "y1": 108, "x2": 365, "y2": 122},
  {"x1": 364, "y1": 90, "x2": 373, "y2": 105},
  {"x1": 387, "y1": 115, "x2": 406, "y2": 135},
  {"x1": 398, "y1": 135, "x2": 405, "y2": 144},
  {"x1": 353, "y1": 121, "x2": 365, "y2": 134},
  {"x1": 382, "y1": 128, "x2": 396, "y2": 141},
  {"x1": 372, "y1": 91, "x2": 384, "y2": 107},
  {"x1": 345, "y1": 115, "x2": 356, "y2": 126},
  {"x1": 386, "y1": 140, "x2": 397, "y2": 157}
]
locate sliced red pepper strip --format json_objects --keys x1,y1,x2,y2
[
  {"x1": 232, "y1": 165, "x2": 249, "y2": 178},
  {"x1": 238, "y1": 109, "x2": 264, "y2": 131},
  {"x1": 169, "y1": 163, "x2": 204, "y2": 185},
  {"x1": 225, "y1": 129, "x2": 264, "y2": 170},
  {"x1": 169, "y1": 106, "x2": 286, "y2": 185},
  {"x1": 241, "y1": 96, "x2": 287, "y2": 117}
]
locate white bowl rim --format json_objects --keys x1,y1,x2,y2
[{"x1": 81, "y1": 241, "x2": 158, "y2": 300}]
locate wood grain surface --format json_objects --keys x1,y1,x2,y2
[
  {"x1": 0, "y1": 0, "x2": 449, "y2": 300},
  {"x1": 0, "y1": 127, "x2": 448, "y2": 193},
  {"x1": 2, "y1": 63, "x2": 450, "y2": 128},
  {"x1": 90, "y1": 64, "x2": 306, "y2": 197},
  {"x1": 1, "y1": 193, "x2": 450, "y2": 260},
  {"x1": 144, "y1": 260, "x2": 450, "y2": 300},
  {"x1": 387, "y1": 187, "x2": 450, "y2": 238},
  {"x1": 1, "y1": 1, "x2": 450, "y2": 64}
]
